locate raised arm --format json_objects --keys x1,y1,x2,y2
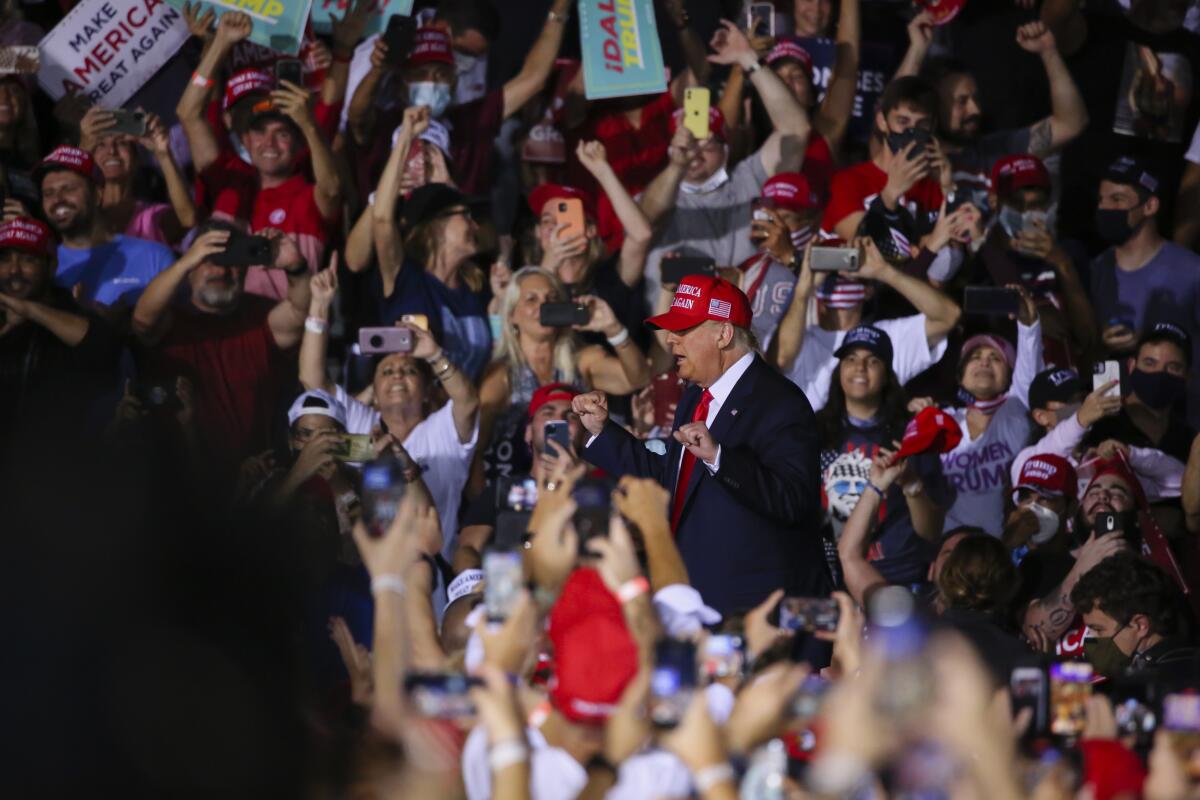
[
  {"x1": 814, "y1": 0, "x2": 860, "y2": 150},
  {"x1": 347, "y1": 36, "x2": 388, "y2": 143},
  {"x1": 1009, "y1": 288, "x2": 1044, "y2": 408},
  {"x1": 639, "y1": 124, "x2": 694, "y2": 227},
  {"x1": 175, "y1": 10, "x2": 252, "y2": 175},
  {"x1": 142, "y1": 113, "x2": 198, "y2": 239},
  {"x1": 325, "y1": 0, "x2": 372, "y2": 108},
  {"x1": 372, "y1": 106, "x2": 426, "y2": 297},
  {"x1": 857, "y1": 239, "x2": 961, "y2": 348},
  {"x1": 265, "y1": 231, "x2": 313, "y2": 349},
  {"x1": 766, "y1": 247, "x2": 815, "y2": 373},
  {"x1": 1016, "y1": 23, "x2": 1089, "y2": 157},
  {"x1": 132, "y1": 229, "x2": 231, "y2": 343},
  {"x1": 893, "y1": 11, "x2": 933, "y2": 80},
  {"x1": 575, "y1": 140, "x2": 653, "y2": 287},
  {"x1": 837, "y1": 454, "x2": 902, "y2": 606},
  {"x1": 708, "y1": 21, "x2": 810, "y2": 176},
  {"x1": 409, "y1": 324, "x2": 479, "y2": 444},
  {"x1": 665, "y1": 0, "x2": 711, "y2": 96},
  {"x1": 576, "y1": 295, "x2": 652, "y2": 394},
  {"x1": 271, "y1": 81, "x2": 343, "y2": 223},
  {"x1": 1021, "y1": 531, "x2": 1126, "y2": 643},
  {"x1": 501, "y1": 0, "x2": 571, "y2": 119},
  {"x1": 300, "y1": 262, "x2": 338, "y2": 392}
]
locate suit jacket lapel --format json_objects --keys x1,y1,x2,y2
[{"x1": 679, "y1": 356, "x2": 761, "y2": 514}]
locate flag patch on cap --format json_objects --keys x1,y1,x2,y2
[{"x1": 708, "y1": 299, "x2": 732, "y2": 318}]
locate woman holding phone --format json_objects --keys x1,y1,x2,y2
[{"x1": 472, "y1": 266, "x2": 651, "y2": 494}]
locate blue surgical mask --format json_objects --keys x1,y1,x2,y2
[
  {"x1": 408, "y1": 82, "x2": 452, "y2": 118},
  {"x1": 998, "y1": 205, "x2": 1025, "y2": 239}
]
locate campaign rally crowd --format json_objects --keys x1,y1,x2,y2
[{"x1": 5, "y1": 0, "x2": 1200, "y2": 796}]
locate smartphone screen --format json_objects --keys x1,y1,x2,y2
[
  {"x1": 1010, "y1": 666, "x2": 1048, "y2": 736},
  {"x1": 963, "y1": 286, "x2": 1021, "y2": 316},
  {"x1": 1093, "y1": 360, "x2": 1121, "y2": 399},
  {"x1": 1049, "y1": 662, "x2": 1093, "y2": 737},
  {"x1": 275, "y1": 58, "x2": 303, "y2": 88},
  {"x1": 483, "y1": 549, "x2": 523, "y2": 623},
  {"x1": 404, "y1": 673, "x2": 481, "y2": 719},
  {"x1": 573, "y1": 478, "x2": 611, "y2": 553},
  {"x1": 683, "y1": 87, "x2": 711, "y2": 140},
  {"x1": 1163, "y1": 693, "x2": 1200, "y2": 778},
  {"x1": 553, "y1": 198, "x2": 585, "y2": 241},
  {"x1": 778, "y1": 597, "x2": 840, "y2": 632},
  {"x1": 543, "y1": 419, "x2": 570, "y2": 455},
  {"x1": 747, "y1": 3, "x2": 775, "y2": 37},
  {"x1": 649, "y1": 639, "x2": 697, "y2": 728},
  {"x1": 384, "y1": 15, "x2": 416, "y2": 66},
  {"x1": 700, "y1": 634, "x2": 744, "y2": 679}
]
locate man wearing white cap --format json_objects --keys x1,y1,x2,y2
[{"x1": 770, "y1": 237, "x2": 960, "y2": 411}]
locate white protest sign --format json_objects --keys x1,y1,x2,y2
[{"x1": 38, "y1": 0, "x2": 189, "y2": 107}]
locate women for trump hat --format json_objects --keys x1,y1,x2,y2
[{"x1": 645, "y1": 274, "x2": 752, "y2": 332}]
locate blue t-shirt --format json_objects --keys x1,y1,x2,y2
[
  {"x1": 1089, "y1": 241, "x2": 1200, "y2": 334},
  {"x1": 56, "y1": 235, "x2": 175, "y2": 307},
  {"x1": 373, "y1": 258, "x2": 492, "y2": 380}
]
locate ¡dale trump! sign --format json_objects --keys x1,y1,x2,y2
[
  {"x1": 38, "y1": 0, "x2": 189, "y2": 106},
  {"x1": 579, "y1": 0, "x2": 666, "y2": 100}
]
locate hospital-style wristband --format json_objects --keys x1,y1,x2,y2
[
  {"x1": 304, "y1": 316, "x2": 328, "y2": 334},
  {"x1": 191, "y1": 72, "x2": 214, "y2": 89},
  {"x1": 618, "y1": 576, "x2": 650, "y2": 603}
]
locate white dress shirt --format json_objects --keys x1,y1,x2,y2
[{"x1": 687, "y1": 350, "x2": 756, "y2": 474}]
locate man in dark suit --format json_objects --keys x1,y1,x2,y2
[{"x1": 573, "y1": 275, "x2": 830, "y2": 614}]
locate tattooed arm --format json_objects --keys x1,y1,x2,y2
[
  {"x1": 1018, "y1": 22, "x2": 1088, "y2": 157},
  {"x1": 1021, "y1": 531, "x2": 1127, "y2": 645}
]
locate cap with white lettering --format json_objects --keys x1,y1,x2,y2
[{"x1": 645, "y1": 273, "x2": 752, "y2": 332}]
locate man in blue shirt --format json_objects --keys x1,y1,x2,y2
[{"x1": 35, "y1": 145, "x2": 175, "y2": 308}]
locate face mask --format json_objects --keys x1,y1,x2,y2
[
  {"x1": 1083, "y1": 635, "x2": 1133, "y2": 679},
  {"x1": 454, "y1": 50, "x2": 479, "y2": 74},
  {"x1": 1128, "y1": 368, "x2": 1186, "y2": 410},
  {"x1": 1026, "y1": 502, "x2": 1061, "y2": 545},
  {"x1": 790, "y1": 225, "x2": 815, "y2": 250},
  {"x1": 1094, "y1": 207, "x2": 1142, "y2": 246},
  {"x1": 408, "y1": 82, "x2": 452, "y2": 118},
  {"x1": 998, "y1": 205, "x2": 1024, "y2": 239}
]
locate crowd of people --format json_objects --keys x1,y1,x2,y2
[{"x1": 4, "y1": 0, "x2": 1200, "y2": 796}]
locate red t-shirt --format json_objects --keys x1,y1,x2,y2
[
  {"x1": 822, "y1": 160, "x2": 944, "y2": 234},
  {"x1": 143, "y1": 296, "x2": 290, "y2": 463},
  {"x1": 200, "y1": 152, "x2": 333, "y2": 301}
]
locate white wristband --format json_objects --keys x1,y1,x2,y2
[
  {"x1": 694, "y1": 763, "x2": 735, "y2": 792},
  {"x1": 606, "y1": 327, "x2": 630, "y2": 347},
  {"x1": 447, "y1": 569, "x2": 485, "y2": 604},
  {"x1": 305, "y1": 316, "x2": 328, "y2": 334},
  {"x1": 488, "y1": 739, "x2": 529, "y2": 772},
  {"x1": 371, "y1": 574, "x2": 406, "y2": 595}
]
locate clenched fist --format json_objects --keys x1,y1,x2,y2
[
  {"x1": 674, "y1": 421, "x2": 718, "y2": 464},
  {"x1": 572, "y1": 391, "x2": 609, "y2": 437}
]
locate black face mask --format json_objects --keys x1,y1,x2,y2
[
  {"x1": 1094, "y1": 207, "x2": 1142, "y2": 245},
  {"x1": 1128, "y1": 368, "x2": 1186, "y2": 409}
]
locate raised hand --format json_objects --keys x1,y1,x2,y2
[
  {"x1": 182, "y1": 0, "x2": 216, "y2": 40},
  {"x1": 309, "y1": 260, "x2": 339, "y2": 311},
  {"x1": 400, "y1": 104, "x2": 431, "y2": 139},
  {"x1": 575, "y1": 139, "x2": 611, "y2": 177},
  {"x1": 1016, "y1": 21, "x2": 1057, "y2": 55},
  {"x1": 1007, "y1": 282, "x2": 1039, "y2": 326},
  {"x1": 178, "y1": 228, "x2": 232, "y2": 272},
  {"x1": 214, "y1": 10, "x2": 253, "y2": 46},
  {"x1": 706, "y1": 19, "x2": 755, "y2": 67},
  {"x1": 572, "y1": 390, "x2": 610, "y2": 437},
  {"x1": 331, "y1": 0, "x2": 372, "y2": 57},
  {"x1": 270, "y1": 80, "x2": 316, "y2": 129},
  {"x1": 328, "y1": 615, "x2": 373, "y2": 705},
  {"x1": 673, "y1": 421, "x2": 718, "y2": 464}
]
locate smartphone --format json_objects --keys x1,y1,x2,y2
[
  {"x1": 660, "y1": 255, "x2": 717, "y2": 285},
  {"x1": 211, "y1": 231, "x2": 272, "y2": 268},
  {"x1": 1110, "y1": 689, "x2": 1157, "y2": 749},
  {"x1": 498, "y1": 475, "x2": 539, "y2": 512},
  {"x1": 810, "y1": 246, "x2": 861, "y2": 272},
  {"x1": 332, "y1": 433, "x2": 373, "y2": 462},
  {"x1": 683, "y1": 87, "x2": 711, "y2": 141},
  {"x1": 649, "y1": 639, "x2": 697, "y2": 728},
  {"x1": 573, "y1": 478, "x2": 611, "y2": 554},
  {"x1": 701, "y1": 634, "x2": 744, "y2": 680},
  {"x1": 747, "y1": 2, "x2": 775, "y2": 37},
  {"x1": 652, "y1": 371, "x2": 685, "y2": 429},
  {"x1": 539, "y1": 302, "x2": 590, "y2": 327},
  {"x1": 1093, "y1": 360, "x2": 1121, "y2": 399},
  {"x1": 404, "y1": 672, "x2": 482, "y2": 719},
  {"x1": 553, "y1": 198, "x2": 586, "y2": 242},
  {"x1": 107, "y1": 108, "x2": 147, "y2": 137},
  {"x1": 359, "y1": 327, "x2": 414, "y2": 355},
  {"x1": 274, "y1": 58, "x2": 303, "y2": 88},
  {"x1": 384, "y1": 14, "x2": 416, "y2": 67},
  {"x1": 1049, "y1": 661, "x2": 1093, "y2": 738},
  {"x1": 887, "y1": 127, "x2": 933, "y2": 159},
  {"x1": 361, "y1": 455, "x2": 409, "y2": 538},
  {"x1": 963, "y1": 286, "x2": 1021, "y2": 316},
  {"x1": 1095, "y1": 512, "x2": 1122, "y2": 536},
  {"x1": 1163, "y1": 693, "x2": 1200, "y2": 779},
  {"x1": 778, "y1": 597, "x2": 839, "y2": 633},
  {"x1": 133, "y1": 381, "x2": 180, "y2": 412},
  {"x1": 400, "y1": 313, "x2": 429, "y2": 332},
  {"x1": 483, "y1": 548, "x2": 524, "y2": 623},
  {"x1": 1010, "y1": 666, "x2": 1048, "y2": 737},
  {"x1": 543, "y1": 419, "x2": 570, "y2": 455}
]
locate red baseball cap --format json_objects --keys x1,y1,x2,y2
[
  {"x1": 761, "y1": 172, "x2": 823, "y2": 212},
  {"x1": 915, "y1": 0, "x2": 967, "y2": 26},
  {"x1": 35, "y1": 145, "x2": 102, "y2": 185},
  {"x1": 0, "y1": 217, "x2": 54, "y2": 256},
  {"x1": 646, "y1": 274, "x2": 752, "y2": 332},
  {"x1": 1081, "y1": 455, "x2": 1147, "y2": 509},
  {"x1": 669, "y1": 105, "x2": 728, "y2": 143},
  {"x1": 528, "y1": 183, "x2": 596, "y2": 219},
  {"x1": 1012, "y1": 454, "x2": 1077, "y2": 503},
  {"x1": 990, "y1": 154, "x2": 1051, "y2": 197},
  {"x1": 223, "y1": 68, "x2": 274, "y2": 111},
  {"x1": 895, "y1": 406, "x2": 963, "y2": 459},
  {"x1": 528, "y1": 382, "x2": 580, "y2": 420},
  {"x1": 547, "y1": 568, "x2": 639, "y2": 725},
  {"x1": 766, "y1": 37, "x2": 814, "y2": 77},
  {"x1": 407, "y1": 26, "x2": 455, "y2": 67}
]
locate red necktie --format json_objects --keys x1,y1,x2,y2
[{"x1": 671, "y1": 389, "x2": 713, "y2": 532}]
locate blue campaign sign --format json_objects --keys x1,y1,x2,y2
[
  {"x1": 165, "y1": 0, "x2": 313, "y2": 55},
  {"x1": 797, "y1": 36, "x2": 899, "y2": 143},
  {"x1": 578, "y1": 0, "x2": 667, "y2": 100},
  {"x1": 310, "y1": 0, "x2": 413, "y2": 37}
]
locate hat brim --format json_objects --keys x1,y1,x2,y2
[
  {"x1": 1011, "y1": 482, "x2": 1069, "y2": 504},
  {"x1": 645, "y1": 309, "x2": 703, "y2": 332},
  {"x1": 833, "y1": 341, "x2": 890, "y2": 362}
]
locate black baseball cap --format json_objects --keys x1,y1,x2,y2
[
  {"x1": 1102, "y1": 156, "x2": 1160, "y2": 199},
  {"x1": 398, "y1": 183, "x2": 485, "y2": 229},
  {"x1": 834, "y1": 324, "x2": 894, "y2": 364},
  {"x1": 1138, "y1": 322, "x2": 1192, "y2": 365},
  {"x1": 1029, "y1": 368, "x2": 1083, "y2": 410}
]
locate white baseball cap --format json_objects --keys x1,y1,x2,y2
[{"x1": 287, "y1": 389, "x2": 347, "y2": 428}]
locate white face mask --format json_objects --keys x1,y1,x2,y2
[
  {"x1": 454, "y1": 50, "x2": 479, "y2": 74},
  {"x1": 408, "y1": 82, "x2": 452, "y2": 118},
  {"x1": 1027, "y1": 501, "x2": 1061, "y2": 545}
]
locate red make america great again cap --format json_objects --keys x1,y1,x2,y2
[{"x1": 645, "y1": 274, "x2": 752, "y2": 331}]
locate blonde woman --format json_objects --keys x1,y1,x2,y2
[{"x1": 472, "y1": 266, "x2": 650, "y2": 493}]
